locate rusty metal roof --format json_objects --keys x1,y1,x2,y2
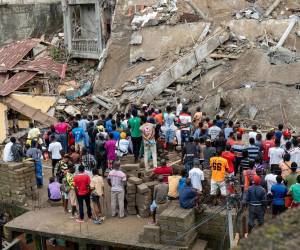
[
  {"x1": 0, "y1": 39, "x2": 40, "y2": 72},
  {"x1": 15, "y1": 57, "x2": 66, "y2": 77},
  {"x1": 0, "y1": 71, "x2": 37, "y2": 96},
  {"x1": 0, "y1": 73, "x2": 7, "y2": 85},
  {"x1": 1, "y1": 96, "x2": 57, "y2": 126}
]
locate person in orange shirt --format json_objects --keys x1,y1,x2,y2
[
  {"x1": 210, "y1": 150, "x2": 229, "y2": 198},
  {"x1": 154, "y1": 109, "x2": 164, "y2": 126}
]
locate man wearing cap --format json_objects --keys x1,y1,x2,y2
[
  {"x1": 244, "y1": 175, "x2": 267, "y2": 233},
  {"x1": 116, "y1": 132, "x2": 130, "y2": 157},
  {"x1": 281, "y1": 129, "x2": 292, "y2": 147}
]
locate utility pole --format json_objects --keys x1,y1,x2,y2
[{"x1": 227, "y1": 199, "x2": 234, "y2": 248}]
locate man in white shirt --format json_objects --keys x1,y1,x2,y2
[
  {"x1": 208, "y1": 120, "x2": 221, "y2": 141},
  {"x1": 269, "y1": 138, "x2": 284, "y2": 166},
  {"x1": 290, "y1": 139, "x2": 300, "y2": 167},
  {"x1": 265, "y1": 171, "x2": 277, "y2": 194},
  {"x1": 188, "y1": 160, "x2": 204, "y2": 192},
  {"x1": 3, "y1": 138, "x2": 14, "y2": 162},
  {"x1": 48, "y1": 135, "x2": 63, "y2": 176},
  {"x1": 176, "y1": 98, "x2": 182, "y2": 117},
  {"x1": 179, "y1": 106, "x2": 192, "y2": 146},
  {"x1": 248, "y1": 125, "x2": 258, "y2": 142}
]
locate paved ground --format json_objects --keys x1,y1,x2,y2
[{"x1": 6, "y1": 207, "x2": 175, "y2": 249}]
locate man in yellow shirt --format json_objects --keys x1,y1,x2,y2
[
  {"x1": 210, "y1": 150, "x2": 229, "y2": 197},
  {"x1": 168, "y1": 168, "x2": 181, "y2": 199}
]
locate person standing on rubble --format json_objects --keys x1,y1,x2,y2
[
  {"x1": 54, "y1": 117, "x2": 70, "y2": 154},
  {"x1": 128, "y1": 109, "x2": 142, "y2": 163},
  {"x1": 182, "y1": 137, "x2": 198, "y2": 174},
  {"x1": 140, "y1": 117, "x2": 157, "y2": 170},
  {"x1": 163, "y1": 105, "x2": 176, "y2": 151},
  {"x1": 72, "y1": 122, "x2": 85, "y2": 152},
  {"x1": 193, "y1": 107, "x2": 202, "y2": 129},
  {"x1": 27, "y1": 122, "x2": 41, "y2": 146},
  {"x1": 178, "y1": 106, "x2": 192, "y2": 146},
  {"x1": 175, "y1": 98, "x2": 182, "y2": 117},
  {"x1": 208, "y1": 120, "x2": 221, "y2": 142}
]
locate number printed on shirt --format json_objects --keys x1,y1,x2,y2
[{"x1": 212, "y1": 162, "x2": 222, "y2": 171}]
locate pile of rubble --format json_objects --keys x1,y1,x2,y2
[{"x1": 94, "y1": 0, "x2": 300, "y2": 133}]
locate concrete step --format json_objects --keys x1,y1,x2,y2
[{"x1": 191, "y1": 239, "x2": 208, "y2": 250}]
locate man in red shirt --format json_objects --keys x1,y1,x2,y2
[
  {"x1": 221, "y1": 144, "x2": 235, "y2": 175},
  {"x1": 152, "y1": 159, "x2": 172, "y2": 183},
  {"x1": 74, "y1": 165, "x2": 92, "y2": 223},
  {"x1": 262, "y1": 132, "x2": 275, "y2": 164}
]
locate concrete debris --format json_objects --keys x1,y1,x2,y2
[
  {"x1": 140, "y1": 27, "x2": 230, "y2": 103},
  {"x1": 271, "y1": 15, "x2": 299, "y2": 51},
  {"x1": 130, "y1": 32, "x2": 143, "y2": 45},
  {"x1": 66, "y1": 81, "x2": 92, "y2": 100},
  {"x1": 235, "y1": 7, "x2": 262, "y2": 20},
  {"x1": 64, "y1": 105, "x2": 81, "y2": 116},
  {"x1": 264, "y1": 0, "x2": 282, "y2": 17}
]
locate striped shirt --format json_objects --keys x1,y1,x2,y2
[
  {"x1": 247, "y1": 144, "x2": 260, "y2": 161},
  {"x1": 232, "y1": 143, "x2": 245, "y2": 159}
]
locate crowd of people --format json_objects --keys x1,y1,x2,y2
[{"x1": 2, "y1": 99, "x2": 300, "y2": 234}]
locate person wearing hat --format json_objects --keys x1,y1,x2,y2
[
  {"x1": 244, "y1": 175, "x2": 267, "y2": 233},
  {"x1": 150, "y1": 175, "x2": 168, "y2": 224},
  {"x1": 281, "y1": 129, "x2": 292, "y2": 147},
  {"x1": 116, "y1": 132, "x2": 130, "y2": 157}
]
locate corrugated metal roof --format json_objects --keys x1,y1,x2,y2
[
  {"x1": 0, "y1": 71, "x2": 37, "y2": 96},
  {"x1": 0, "y1": 73, "x2": 7, "y2": 85},
  {"x1": 0, "y1": 39, "x2": 40, "y2": 72},
  {"x1": 1, "y1": 96, "x2": 57, "y2": 126},
  {"x1": 15, "y1": 57, "x2": 66, "y2": 77}
]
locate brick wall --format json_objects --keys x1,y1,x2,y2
[{"x1": 0, "y1": 161, "x2": 37, "y2": 205}]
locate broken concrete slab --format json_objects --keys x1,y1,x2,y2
[
  {"x1": 64, "y1": 105, "x2": 81, "y2": 116},
  {"x1": 140, "y1": 27, "x2": 230, "y2": 103},
  {"x1": 130, "y1": 22, "x2": 209, "y2": 63},
  {"x1": 130, "y1": 32, "x2": 143, "y2": 45}
]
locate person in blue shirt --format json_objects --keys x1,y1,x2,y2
[
  {"x1": 111, "y1": 125, "x2": 120, "y2": 141},
  {"x1": 274, "y1": 124, "x2": 283, "y2": 140},
  {"x1": 271, "y1": 175, "x2": 287, "y2": 217},
  {"x1": 72, "y1": 122, "x2": 85, "y2": 152},
  {"x1": 179, "y1": 178, "x2": 197, "y2": 209},
  {"x1": 178, "y1": 169, "x2": 186, "y2": 193},
  {"x1": 105, "y1": 114, "x2": 113, "y2": 133}
]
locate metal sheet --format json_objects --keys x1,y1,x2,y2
[
  {"x1": 0, "y1": 73, "x2": 8, "y2": 85},
  {"x1": 0, "y1": 39, "x2": 40, "y2": 72},
  {"x1": 15, "y1": 57, "x2": 66, "y2": 78},
  {"x1": 1, "y1": 96, "x2": 57, "y2": 126},
  {"x1": 0, "y1": 71, "x2": 37, "y2": 96}
]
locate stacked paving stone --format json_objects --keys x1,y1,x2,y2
[
  {"x1": 126, "y1": 182, "x2": 137, "y2": 215},
  {"x1": 136, "y1": 183, "x2": 151, "y2": 217},
  {"x1": 157, "y1": 203, "x2": 197, "y2": 247},
  {"x1": 121, "y1": 163, "x2": 140, "y2": 177},
  {"x1": 0, "y1": 161, "x2": 37, "y2": 205}
]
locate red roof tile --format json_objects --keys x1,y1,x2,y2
[
  {"x1": 0, "y1": 39, "x2": 40, "y2": 72},
  {"x1": 0, "y1": 71, "x2": 37, "y2": 96}
]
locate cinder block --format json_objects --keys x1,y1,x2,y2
[
  {"x1": 137, "y1": 183, "x2": 150, "y2": 194},
  {"x1": 128, "y1": 176, "x2": 143, "y2": 185}
]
